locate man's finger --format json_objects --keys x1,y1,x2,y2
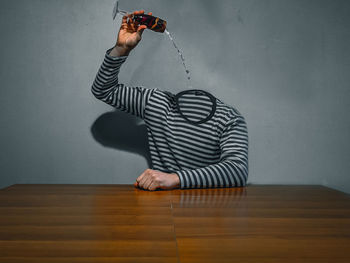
[
  {"x1": 122, "y1": 15, "x2": 128, "y2": 24},
  {"x1": 136, "y1": 170, "x2": 147, "y2": 184},
  {"x1": 138, "y1": 169, "x2": 151, "y2": 188},
  {"x1": 143, "y1": 176, "x2": 153, "y2": 190},
  {"x1": 139, "y1": 173, "x2": 150, "y2": 189},
  {"x1": 127, "y1": 12, "x2": 134, "y2": 25},
  {"x1": 126, "y1": 16, "x2": 132, "y2": 27},
  {"x1": 137, "y1": 25, "x2": 147, "y2": 36},
  {"x1": 148, "y1": 181, "x2": 158, "y2": 191}
]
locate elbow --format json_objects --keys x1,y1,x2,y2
[
  {"x1": 228, "y1": 159, "x2": 248, "y2": 187},
  {"x1": 91, "y1": 85, "x2": 99, "y2": 100},
  {"x1": 240, "y1": 158, "x2": 249, "y2": 187},
  {"x1": 91, "y1": 81, "x2": 107, "y2": 101},
  {"x1": 91, "y1": 85, "x2": 96, "y2": 98},
  {"x1": 241, "y1": 167, "x2": 248, "y2": 187},
  {"x1": 233, "y1": 162, "x2": 248, "y2": 187},
  {"x1": 91, "y1": 81, "x2": 100, "y2": 99}
]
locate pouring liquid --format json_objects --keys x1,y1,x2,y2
[{"x1": 113, "y1": 0, "x2": 192, "y2": 88}]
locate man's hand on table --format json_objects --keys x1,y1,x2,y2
[{"x1": 134, "y1": 169, "x2": 180, "y2": 191}]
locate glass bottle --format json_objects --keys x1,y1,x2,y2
[
  {"x1": 113, "y1": 0, "x2": 167, "y2": 33},
  {"x1": 132, "y1": 14, "x2": 167, "y2": 33}
]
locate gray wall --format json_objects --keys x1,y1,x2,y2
[{"x1": 1, "y1": 0, "x2": 349, "y2": 193}]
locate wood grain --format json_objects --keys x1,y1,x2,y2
[
  {"x1": 0, "y1": 184, "x2": 178, "y2": 262},
  {"x1": 170, "y1": 185, "x2": 350, "y2": 262},
  {"x1": 0, "y1": 184, "x2": 349, "y2": 262}
]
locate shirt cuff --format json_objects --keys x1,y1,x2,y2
[
  {"x1": 175, "y1": 170, "x2": 188, "y2": 189},
  {"x1": 105, "y1": 47, "x2": 128, "y2": 61}
]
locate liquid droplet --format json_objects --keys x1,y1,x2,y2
[{"x1": 164, "y1": 29, "x2": 192, "y2": 88}]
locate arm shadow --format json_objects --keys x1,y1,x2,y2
[{"x1": 90, "y1": 110, "x2": 152, "y2": 168}]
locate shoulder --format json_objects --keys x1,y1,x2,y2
[
  {"x1": 213, "y1": 98, "x2": 248, "y2": 143},
  {"x1": 148, "y1": 88, "x2": 176, "y2": 104},
  {"x1": 215, "y1": 98, "x2": 246, "y2": 125},
  {"x1": 153, "y1": 89, "x2": 175, "y2": 99}
]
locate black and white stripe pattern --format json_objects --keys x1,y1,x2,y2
[{"x1": 92, "y1": 48, "x2": 249, "y2": 189}]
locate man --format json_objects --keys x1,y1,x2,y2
[{"x1": 91, "y1": 10, "x2": 248, "y2": 191}]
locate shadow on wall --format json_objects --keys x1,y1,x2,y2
[{"x1": 90, "y1": 111, "x2": 152, "y2": 168}]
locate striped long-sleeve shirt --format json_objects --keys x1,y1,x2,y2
[{"x1": 91, "y1": 47, "x2": 249, "y2": 189}]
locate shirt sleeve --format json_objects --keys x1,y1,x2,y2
[
  {"x1": 175, "y1": 115, "x2": 249, "y2": 189},
  {"x1": 91, "y1": 47, "x2": 156, "y2": 119}
]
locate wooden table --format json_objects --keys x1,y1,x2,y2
[{"x1": 0, "y1": 184, "x2": 349, "y2": 262}]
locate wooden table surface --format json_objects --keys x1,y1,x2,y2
[{"x1": 0, "y1": 184, "x2": 349, "y2": 262}]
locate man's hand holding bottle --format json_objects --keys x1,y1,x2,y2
[{"x1": 110, "y1": 10, "x2": 152, "y2": 57}]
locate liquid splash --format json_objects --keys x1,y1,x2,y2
[
  {"x1": 113, "y1": 1, "x2": 192, "y2": 87},
  {"x1": 164, "y1": 29, "x2": 192, "y2": 84}
]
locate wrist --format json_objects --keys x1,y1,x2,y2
[
  {"x1": 172, "y1": 173, "x2": 180, "y2": 188},
  {"x1": 110, "y1": 45, "x2": 131, "y2": 57}
]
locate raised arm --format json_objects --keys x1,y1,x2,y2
[
  {"x1": 175, "y1": 115, "x2": 249, "y2": 189},
  {"x1": 91, "y1": 10, "x2": 156, "y2": 119},
  {"x1": 91, "y1": 49, "x2": 156, "y2": 119}
]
